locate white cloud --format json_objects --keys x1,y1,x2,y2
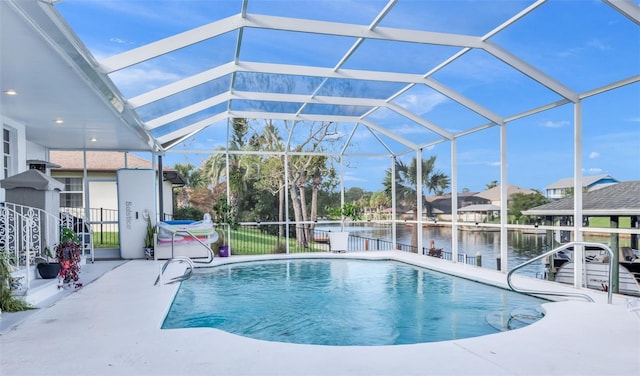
[
  {"x1": 394, "y1": 92, "x2": 448, "y2": 115},
  {"x1": 587, "y1": 38, "x2": 612, "y2": 51},
  {"x1": 110, "y1": 67, "x2": 182, "y2": 94},
  {"x1": 343, "y1": 174, "x2": 367, "y2": 183},
  {"x1": 585, "y1": 168, "x2": 602, "y2": 174},
  {"x1": 109, "y1": 38, "x2": 134, "y2": 45},
  {"x1": 588, "y1": 151, "x2": 600, "y2": 159},
  {"x1": 394, "y1": 124, "x2": 429, "y2": 135},
  {"x1": 539, "y1": 120, "x2": 570, "y2": 128}
]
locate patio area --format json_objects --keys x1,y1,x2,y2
[{"x1": 1, "y1": 252, "x2": 639, "y2": 376}]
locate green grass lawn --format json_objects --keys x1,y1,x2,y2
[
  {"x1": 90, "y1": 227, "x2": 326, "y2": 253},
  {"x1": 230, "y1": 227, "x2": 325, "y2": 255},
  {"x1": 91, "y1": 231, "x2": 119, "y2": 248},
  {"x1": 588, "y1": 217, "x2": 631, "y2": 228}
]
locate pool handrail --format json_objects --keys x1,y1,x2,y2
[
  {"x1": 154, "y1": 256, "x2": 194, "y2": 286},
  {"x1": 157, "y1": 222, "x2": 215, "y2": 264},
  {"x1": 507, "y1": 241, "x2": 613, "y2": 304}
]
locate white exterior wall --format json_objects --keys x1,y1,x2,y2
[
  {"x1": 25, "y1": 139, "x2": 47, "y2": 163},
  {"x1": 88, "y1": 177, "x2": 173, "y2": 217},
  {"x1": 1, "y1": 116, "x2": 28, "y2": 202},
  {"x1": 162, "y1": 180, "x2": 174, "y2": 219},
  {"x1": 88, "y1": 180, "x2": 118, "y2": 210}
]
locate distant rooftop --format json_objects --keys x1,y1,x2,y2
[
  {"x1": 50, "y1": 151, "x2": 184, "y2": 185},
  {"x1": 524, "y1": 180, "x2": 640, "y2": 216},
  {"x1": 545, "y1": 175, "x2": 619, "y2": 190},
  {"x1": 475, "y1": 184, "x2": 536, "y2": 202}
]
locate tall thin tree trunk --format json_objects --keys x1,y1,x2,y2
[
  {"x1": 287, "y1": 167, "x2": 306, "y2": 247},
  {"x1": 289, "y1": 184, "x2": 305, "y2": 246},
  {"x1": 310, "y1": 170, "x2": 321, "y2": 237}
]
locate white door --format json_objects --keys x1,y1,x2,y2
[{"x1": 117, "y1": 169, "x2": 156, "y2": 259}]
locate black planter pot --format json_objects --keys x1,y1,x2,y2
[
  {"x1": 37, "y1": 263, "x2": 61, "y2": 279},
  {"x1": 144, "y1": 247, "x2": 154, "y2": 260}
]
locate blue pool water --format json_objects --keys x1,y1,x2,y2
[{"x1": 162, "y1": 259, "x2": 546, "y2": 346}]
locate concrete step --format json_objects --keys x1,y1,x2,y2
[
  {"x1": 11, "y1": 267, "x2": 63, "y2": 306},
  {"x1": 10, "y1": 257, "x2": 91, "y2": 306}
]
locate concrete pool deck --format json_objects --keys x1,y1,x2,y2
[{"x1": 1, "y1": 251, "x2": 639, "y2": 375}]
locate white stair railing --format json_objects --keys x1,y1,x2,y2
[{"x1": 0, "y1": 202, "x2": 93, "y2": 293}]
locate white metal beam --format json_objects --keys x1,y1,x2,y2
[
  {"x1": 128, "y1": 62, "x2": 236, "y2": 108},
  {"x1": 99, "y1": 12, "x2": 484, "y2": 74},
  {"x1": 243, "y1": 13, "x2": 484, "y2": 49},
  {"x1": 423, "y1": 77, "x2": 504, "y2": 125},
  {"x1": 604, "y1": 0, "x2": 640, "y2": 26},
  {"x1": 145, "y1": 92, "x2": 232, "y2": 129},
  {"x1": 499, "y1": 124, "x2": 508, "y2": 273},
  {"x1": 386, "y1": 102, "x2": 454, "y2": 139},
  {"x1": 129, "y1": 59, "x2": 505, "y2": 131},
  {"x1": 359, "y1": 119, "x2": 419, "y2": 150},
  {"x1": 157, "y1": 111, "x2": 227, "y2": 145},
  {"x1": 146, "y1": 90, "x2": 386, "y2": 129},
  {"x1": 450, "y1": 138, "x2": 458, "y2": 261},
  {"x1": 99, "y1": 15, "x2": 243, "y2": 73},
  {"x1": 162, "y1": 109, "x2": 418, "y2": 150},
  {"x1": 573, "y1": 101, "x2": 585, "y2": 288},
  {"x1": 482, "y1": 41, "x2": 579, "y2": 102}
]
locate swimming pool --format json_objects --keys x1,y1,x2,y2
[{"x1": 162, "y1": 259, "x2": 546, "y2": 346}]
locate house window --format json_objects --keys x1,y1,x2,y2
[
  {"x1": 56, "y1": 177, "x2": 83, "y2": 208},
  {"x1": 3, "y1": 128, "x2": 12, "y2": 179}
]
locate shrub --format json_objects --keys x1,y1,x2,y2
[{"x1": 173, "y1": 206, "x2": 205, "y2": 220}]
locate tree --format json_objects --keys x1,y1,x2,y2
[
  {"x1": 383, "y1": 155, "x2": 450, "y2": 251},
  {"x1": 284, "y1": 120, "x2": 339, "y2": 247},
  {"x1": 486, "y1": 180, "x2": 498, "y2": 189},
  {"x1": 252, "y1": 120, "x2": 286, "y2": 235},
  {"x1": 383, "y1": 156, "x2": 450, "y2": 212},
  {"x1": 201, "y1": 118, "x2": 251, "y2": 214},
  {"x1": 345, "y1": 187, "x2": 365, "y2": 203},
  {"x1": 205, "y1": 118, "x2": 339, "y2": 246},
  {"x1": 370, "y1": 191, "x2": 390, "y2": 219},
  {"x1": 509, "y1": 191, "x2": 549, "y2": 223},
  {"x1": 173, "y1": 163, "x2": 205, "y2": 208}
]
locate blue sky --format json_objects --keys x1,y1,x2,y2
[{"x1": 57, "y1": 0, "x2": 640, "y2": 194}]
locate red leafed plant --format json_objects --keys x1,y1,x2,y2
[{"x1": 55, "y1": 227, "x2": 82, "y2": 288}]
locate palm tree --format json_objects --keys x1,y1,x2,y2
[
  {"x1": 383, "y1": 155, "x2": 450, "y2": 251},
  {"x1": 173, "y1": 163, "x2": 205, "y2": 207},
  {"x1": 486, "y1": 180, "x2": 498, "y2": 190},
  {"x1": 201, "y1": 118, "x2": 251, "y2": 212}
]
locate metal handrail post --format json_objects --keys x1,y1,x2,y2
[
  {"x1": 507, "y1": 241, "x2": 614, "y2": 304},
  {"x1": 154, "y1": 256, "x2": 195, "y2": 286}
]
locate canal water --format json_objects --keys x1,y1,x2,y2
[{"x1": 320, "y1": 224, "x2": 549, "y2": 277}]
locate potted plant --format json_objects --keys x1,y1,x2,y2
[
  {"x1": 55, "y1": 227, "x2": 82, "y2": 287},
  {"x1": 35, "y1": 247, "x2": 61, "y2": 279},
  {"x1": 211, "y1": 197, "x2": 238, "y2": 257},
  {"x1": 326, "y1": 202, "x2": 361, "y2": 252},
  {"x1": 0, "y1": 250, "x2": 33, "y2": 312},
  {"x1": 144, "y1": 215, "x2": 155, "y2": 260}
]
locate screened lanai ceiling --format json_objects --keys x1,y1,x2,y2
[{"x1": 1, "y1": 0, "x2": 639, "y2": 157}]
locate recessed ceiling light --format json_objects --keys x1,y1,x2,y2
[
  {"x1": 54, "y1": 119, "x2": 64, "y2": 124},
  {"x1": 3, "y1": 89, "x2": 18, "y2": 95},
  {"x1": 90, "y1": 137, "x2": 97, "y2": 142}
]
